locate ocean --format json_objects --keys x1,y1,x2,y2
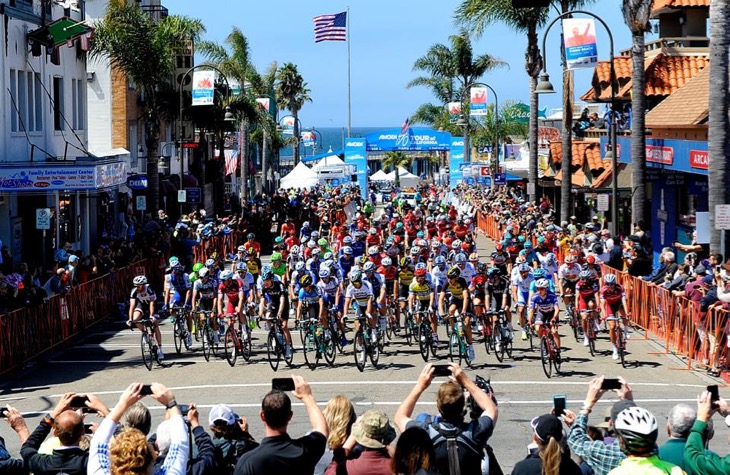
[{"x1": 281, "y1": 126, "x2": 385, "y2": 158}]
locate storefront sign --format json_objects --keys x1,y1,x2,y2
[
  {"x1": 689, "y1": 150, "x2": 708, "y2": 170},
  {"x1": 646, "y1": 145, "x2": 674, "y2": 165},
  {"x1": 127, "y1": 174, "x2": 148, "y2": 190},
  {"x1": 597, "y1": 194, "x2": 609, "y2": 212},
  {"x1": 0, "y1": 162, "x2": 126, "y2": 191}
]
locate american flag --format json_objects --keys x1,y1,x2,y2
[
  {"x1": 401, "y1": 117, "x2": 410, "y2": 135},
  {"x1": 224, "y1": 150, "x2": 238, "y2": 176},
  {"x1": 313, "y1": 11, "x2": 347, "y2": 43}
]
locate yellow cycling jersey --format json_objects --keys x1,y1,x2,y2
[
  {"x1": 247, "y1": 260, "x2": 260, "y2": 275},
  {"x1": 409, "y1": 280, "x2": 433, "y2": 301},
  {"x1": 398, "y1": 267, "x2": 415, "y2": 286},
  {"x1": 444, "y1": 277, "x2": 469, "y2": 300}
]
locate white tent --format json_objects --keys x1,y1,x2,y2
[
  {"x1": 311, "y1": 149, "x2": 346, "y2": 171},
  {"x1": 280, "y1": 161, "x2": 319, "y2": 189},
  {"x1": 386, "y1": 167, "x2": 420, "y2": 188},
  {"x1": 371, "y1": 169, "x2": 390, "y2": 181}
]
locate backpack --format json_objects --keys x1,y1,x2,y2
[{"x1": 424, "y1": 420, "x2": 503, "y2": 475}]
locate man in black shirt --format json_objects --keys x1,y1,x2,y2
[{"x1": 234, "y1": 375, "x2": 327, "y2": 475}]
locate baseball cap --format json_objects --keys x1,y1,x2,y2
[
  {"x1": 694, "y1": 264, "x2": 707, "y2": 275},
  {"x1": 351, "y1": 410, "x2": 396, "y2": 449},
  {"x1": 531, "y1": 414, "x2": 564, "y2": 442},
  {"x1": 208, "y1": 404, "x2": 238, "y2": 426},
  {"x1": 595, "y1": 406, "x2": 614, "y2": 429},
  {"x1": 608, "y1": 400, "x2": 637, "y2": 427},
  {"x1": 68, "y1": 255, "x2": 79, "y2": 263}
]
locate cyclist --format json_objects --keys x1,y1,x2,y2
[
  {"x1": 367, "y1": 246, "x2": 383, "y2": 267},
  {"x1": 343, "y1": 269, "x2": 377, "y2": 350},
  {"x1": 490, "y1": 243, "x2": 511, "y2": 276},
  {"x1": 485, "y1": 267, "x2": 512, "y2": 344},
  {"x1": 306, "y1": 249, "x2": 322, "y2": 285},
  {"x1": 296, "y1": 274, "x2": 325, "y2": 335},
  {"x1": 232, "y1": 245, "x2": 247, "y2": 265},
  {"x1": 189, "y1": 262, "x2": 205, "y2": 284},
  {"x1": 511, "y1": 263, "x2": 534, "y2": 341},
  {"x1": 430, "y1": 255, "x2": 448, "y2": 294},
  {"x1": 163, "y1": 263, "x2": 193, "y2": 348},
  {"x1": 528, "y1": 278, "x2": 561, "y2": 350},
  {"x1": 558, "y1": 254, "x2": 581, "y2": 298},
  {"x1": 243, "y1": 232, "x2": 261, "y2": 258},
  {"x1": 235, "y1": 261, "x2": 258, "y2": 328},
  {"x1": 217, "y1": 270, "x2": 245, "y2": 339},
  {"x1": 576, "y1": 269, "x2": 600, "y2": 347},
  {"x1": 454, "y1": 254, "x2": 475, "y2": 283},
  {"x1": 270, "y1": 252, "x2": 288, "y2": 283},
  {"x1": 191, "y1": 267, "x2": 219, "y2": 344},
  {"x1": 396, "y1": 256, "x2": 415, "y2": 328},
  {"x1": 408, "y1": 265, "x2": 437, "y2": 344},
  {"x1": 600, "y1": 273, "x2": 630, "y2": 360},
  {"x1": 317, "y1": 267, "x2": 347, "y2": 346},
  {"x1": 338, "y1": 246, "x2": 355, "y2": 279},
  {"x1": 259, "y1": 266, "x2": 292, "y2": 358},
  {"x1": 245, "y1": 247, "x2": 262, "y2": 283},
  {"x1": 439, "y1": 266, "x2": 475, "y2": 361},
  {"x1": 470, "y1": 263, "x2": 488, "y2": 322},
  {"x1": 363, "y1": 261, "x2": 387, "y2": 333},
  {"x1": 128, "y1": 275, "x2": 163, "y2": 360}
]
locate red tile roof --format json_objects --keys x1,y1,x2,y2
[
  {"x1": 549, "y1": 140, "x2": 611, "y2": 189},
  {"x1": 652, "y1": 0, "x2": 710, "y2": 14}
]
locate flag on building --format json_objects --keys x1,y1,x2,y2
[
  {"x1": 401, "y1": 117, "x2": 410, "y2": 135},
  {"x1": 225, "y1": 150, "x2": 238, "y2": 176},
  {"x1": 313, "y1": 11, "x2": 347, "y2": 43}
]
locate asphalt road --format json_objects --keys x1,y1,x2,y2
[{"x1": 1, "y1": 229, "x2": 728, "y2": 472}]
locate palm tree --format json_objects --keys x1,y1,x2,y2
[
  {"x1": 471, "y1": 101, "x2": 529, "y2": 162},
  {"x1": 708, "y1": 0, "x2": 730, "y2": 254},
  {"x1": 456, "y1": 1, "x2": 549, "y2": 200},
  {"x1": 622, "y1": 0, "x2": 653, "y2": 227},
  {"x1": 248, "y1": 62, "x2": 279, "y2": 193},
  {"x1": 90, "y1": 0, "x2": 204, "y2": 213},
  {"x1": 382, "y1": 151, "x2": 413, "y2": 188},
  {"x1": 197, "y1": 27, "x2": 261, "y2": 203},
  {"x1": 410, "y1": 29, "x2": 507, "y2": 161},
  {"x1": 276, "y1": 63, "x2": 312, "y2": 165}
]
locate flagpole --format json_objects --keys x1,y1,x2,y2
[{"x1": 347, "y1": 6, "x2": 352, "y2": 137}]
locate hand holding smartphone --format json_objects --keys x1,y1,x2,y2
[
  {"x1": 553, "y1": 394, "x2": 567, "y2": 417},
  {"x1": 601, "y1": 378, "x2": 622, "y2": 391},
  {"x1": 140, "y1": 385, "x2": 153, "y2": 396},
  {"x1": 708, "y1": 385, "x2": 720, "y2": 408},
  {"x1": 432, "y1": 365, "x2": 452, "y2": 377},
  {"x1": 272, "y1": 378, "x2": 295, "y2": 391}
]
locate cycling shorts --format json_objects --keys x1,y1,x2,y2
[
  {"x1": 535, "y1": 309, "x2": 556, "y2": 324},
  {"x1": 517, "y1": 290, "x2": 530, "y2": 306},
  {"x1": 398, "y1": 284, "x2": 410, "y2": 300},
  {"x1": 604, "y1": 301, "x2": 624, "y2": 319},
  {"x1": 322, "y1": 294, "x2": 344, "y2": 315},
  {"x1": 196, "y1": 299, "x2": 214, "y2": 312},
  {"x1": 488, "y1": 293, "x2": 510, "y2": 312},
  {"x1": 448, "y1": 295, "x2": 466, "y2": 309},
  {"x1": 577, "y1": 294, "x2": 597, "y2": 312}
]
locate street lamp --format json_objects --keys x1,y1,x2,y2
[
  {"x1": 537, "y1": 10, "x2": 618, "y2": 236},
  {"x1": 458, "y1": 83, "x2": 501, "y2": 188},
  {"x1": 178, "y1": 65, "x2": 233, "y2": 215}
]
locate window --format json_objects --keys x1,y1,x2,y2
[
  {"x1": 8, "y1": 69, "x2": 42, "y2": 133},
  {"x1": 71, "y1": 78, "x2": 84, "y2": 130},
  {"x1": 53, "y1": 76, "x2": 65, "y2": 131}
]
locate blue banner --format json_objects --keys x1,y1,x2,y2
[
  {"x1": 364, "y1": 128, "x2": 452, "y2": 152},
  {"x1": 344, "y1": 138, "x2": 368, "y2": 200},
  {"x1": 449, "y1": 137, "x2": 465, "y2": 191}
]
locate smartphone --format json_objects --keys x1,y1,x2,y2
[
  {"x1": 433, "y1": 365, "x2": 452, "y2": 377},
  {"x1": 69, "y1": 395, "x2": 89, "y2": 409},
  {"x1": 0, "y1": 408, "x2": 7, "y2": 418},
  {"x1": 178, "y1": 404, "x2": 190, "y2": 416},
  {"x1": 716, "y1": 265, "x2": 723, "y2": 274},
  {"x1": 84, "y1": 423, "x2": 94, "y2": 434},
  {"x1": 140, "y1": 385, "x2": 153, "y2": 396},
  {"x1": 708, "y1": 385, "x2": 720, "y2": 407},
  {"x1": 601, "y1": 378, "x2": 622, "y2": 390},
  {"x1": 272, "y1": 378, "x2": 295, "y2": 391},
  {"x1": 553, "y1": 394, "x2": 567, "y2": 417}
]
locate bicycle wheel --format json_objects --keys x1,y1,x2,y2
[
  {"x1": 267, "y1": 330, "x2": 280, "y2": 371},
  {"x1": 418, "y1": 323, "x2": 431, "y2": 362},
  {"x1": 480, "y1": 317, "x2": 491, "y2": 354},
  {"x1": 552, "y1": 337, "x2": 562, "y2": 374},
  {"x1": 202, "y1": 325, "x2": 211, "y2": 362},
  {"x1": 588, "y1": 325, "x2": 596, "y2": 357},
  {"x1": 282, "y1": 329, "x2": 294, "y2": 367},
  {"x1": 369, "y1": 329, "x2": 380, "y2": 368},
  {"x1": 141, "y1": 333, "x2": 154, "y2": 371},
  {"x1": 540, "y1": 336, "x2": 552, "y2": 378},
  {"x1": 616, "y1": 329, "x2": 627, "y2": 368},
  {"x1": 354, "y1": 329, "x2": 366, "y2": 372},
  {"x1": 464, "y1": 339, "x2": 474, "y2": 368},
  {"x1": 493, "y1": 322, "x2": 504, "y2": 363},
  {"x1": 449, "y1": 333, "x2": 461, "y2": 365},
  {"x1": 173, "y1": 319, "x2": 183, "y2": 355},
  {"x1": 385, "y1": 308, "x2": 395, "y2": 341},
  {"x1": 240, "y1": 327, "x2": 252, "y2": 362},
  {"x1": 303, "y1": 330, "x2": 319, "y2": 371},
  {"x1": 404, "y1": 317, "x2": 413, "y2": 346},
  {"x1": 323, "y1": 330, "x2": 337, "y2": 367},
  {"x1": 224, "y1": 326, "x2": 238, "y2": 367},
  {"x1": 528, "y1": 326, "x2": 534, "y2": 351}
]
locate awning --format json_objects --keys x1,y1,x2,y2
[
  {"x1": 300, "y1": 149, "x2": 345, "y2": 163},
  {"x1": 28, "y1": 17, "x2": 93, "y2": 47}
]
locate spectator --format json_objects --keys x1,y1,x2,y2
[
  {"x1": 1, "y1": 406, "x2": 30, "y2": 474},
  {"x1": 326, "y1": 410, "x2": 395, "y2": 475},
  {"x1": 20, "y1": 392, "x2": 101, "y2": 475},
  {"x1": 391, "y1": 427, "x2": 438, "y2": 475},
  {"x1": 658, "y1": 404, "x2": 697, "y2": 473},
  {"x1": 122, "y1": 402, "x2": 152, "y2": 435},
  {"x1": 42, "y1": 268, "x2": 67, "y2": 298},
  {"x1": 209, "y1": 404, "x2": 258, "y2": 473},
  {"x1": 154, "y1": 403, "x2": 215, "y2": 475},
  {"x1": 512, "y1": 414, "x2": 581, "y2": 475},
  {"x1": 234, "y1": 375, "x2": 328, "y2": 475},
  {"x1": 663, "y1": 264, "x2": 690, "y2": 292},
  {"x1": 88, "y1": 382, "x2": 188, "y2": 475},
  {"x1": 608, "y1": 406, "x2": 683, "y2": 475},
  {"x1": 315, "y1": 396, "x2": 356, "y2": 475},
  {"x1": 395, "y1": 363, "x2": 498, "y2": 475},
  {"x1": 566, "y1": 376, "x2": 635, "y2": 475},
  {"x1": 683, "y1": 391, "x2": 730, "y2": 474}
]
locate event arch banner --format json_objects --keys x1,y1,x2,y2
[
  {"x1": 449, "y1": 137, "x2": 465, "y2": 191},
  {"x1": 364, "y1": 128, "x2": 451, "y2": 152},
  {"x1": 344, "y1": 138, "x2": 368, "y2": 200}
]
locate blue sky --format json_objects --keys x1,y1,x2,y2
[{"x1": 172, "y1": 0, "x2": 649, "y2": 128}]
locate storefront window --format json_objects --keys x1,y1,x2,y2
[
  {"x1": 677, "y1": 184, "x2": 698, "y2": 226},
  {"x1": 58, "y1": 194, "x2": 77, "y2": 245}
]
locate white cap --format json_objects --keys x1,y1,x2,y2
[{"x1": 208, "y1": 404, "x2": 237, "y2": 426}]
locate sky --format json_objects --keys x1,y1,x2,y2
[{"x1": 172, "y1": 0, "x2": 652, "y2": 129}]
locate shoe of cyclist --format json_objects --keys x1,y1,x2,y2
[
  {"x1": 157, "y1": 347, "x2": 165, "y2": 360},
  {"x1": 612, "y1": 345, "x2": 619, "y2": 360},
  {"x1": 467, "y1": 344, "x2": 476, "y2": 361},
  {"x1": 186, "y1": 333, "x2": 192, "y2": 348},
  {"x1": 583, "y1": 335, "x2": 590, "y2": 347},
  {"x1": 340, "y1": 335, "x2": 349, "y2": 346},
  {"x1": 521, "y1": 329, "x2": 528, "y2": 341},
  {"x1": 285, "y1": 345, "x2": 293, "y2": 359}
]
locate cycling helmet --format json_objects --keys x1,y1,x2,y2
[
  {"x1": 205, "y1": 258, "x2": 216, "y2": 268},
  {"x1": 307, "y1": 240, "x2": 317, "y2": 249},
  {"x1": 487, "y1": 267, "x2": 501, "y2": 277},
  {"x1": 192, "y1": 262, "x2": 204, "y2": 273},
  {"x1": 604, "y1": 273, "x2": 617, "y2": 284},
  {"x1": 198, "y1": 267, "x2": 210, "y2": 278},
  {"x1": 237, "y1": 245, "x2": 246, "y2": 253},
  {"x1": 343, "y1": 236, "x2": 353, "y2": 245},
  {"x1": 518, "y1": 235, "x2": 526, "y2": 243},
  {"x1": 169, "y1": 256, "x2": 179, "y2": 266},
  {"x1": 246, "y1": 247, "x2": 256, "y2": 256},
  {"x1": 518, "y1": 263, "x2": 531, "y2": 273},
  {"x1": 247, "y1": 233, "x2": 255, "y2": 240},
  {"x1": 586, "y1": 255, "x2": 596, "y2": 264},
  {"x1": 434, "y1": 255, "x2": 447, "y2": 267},
  {"x1": 415, "y1": 262, "x2": 427, "y2": 271},
  {"x1": 431, "y1": 240, "x2": 441, "y2": 249},
  {"x1": 349, "y1": 269, "x2": 363, "y2": 282},
  {"x1": 396, "y1": 222, "x2": 404, "y2": 229},
  {"x1": 614, "y1": 407, "x2": 658, "y2": 454},
  {"x1": 312, "y1": 248, "x2": 321, "y2": 256},
  {"x1": 462, "y1": 242, "x2": 471, "y2": 251},
  {"x1": 532, "y1": 268, "x2": 546, "y2": 279},
  {"x1": 295, "y1": 262, "x2": 306, "y2": 272},
  {"x1": 416, "y1": 231, "x2": 425, "y2": 239},
  {"x1": 363, "y1": 262, "x2": 376, "y2": 273},
  {"x1": 452, "y1": 240, "x2": 462, "y2": 250},
  {"x1": 342, "y1": 246, "x2": 353, "y2": 255},
  {"x1": 291, "y1": 245, "x2": 300, "y2": 255},
  {"x1": 220, "y1": 270, "x2": 234, "y2": 280},
  {"x1": 579, "y1": 270, "x2": 592, "y2": 280},
  {"x1": 447, "y1": 267, "x2": 461, "y2": 278},
  {"x1": 545, "y1": 253, "x2": 556, "y2": 264},
  {"x1": 417, "y1": 239, "x2": 428, "y2": 248},
  {"x1": 369, "y1": 227, "x2": 377, "y2": 235},
  {"x1": 271, "y1": 252, "x2": 282, "y2": 262},
  {"x1": 311, "y1": 231, "x2": 320, "y2": 239},
  {"x1": 455, "y1": 254, "x2": 467, "y2": 263},
  {"x1": 260, "y1": 265, "x2": 273, "y2": 280},
  {"x1": 323, "y1": 252, "x2": 334, "y2": 261},
  {"x1": 524, "y1": 241, "x2": 533, "y2": 249},
  {"x1": 303, "y1": 221, "x2": 310, "y2": 228},
  {"x1": 535, "y1": 278, "x2": 549, "y2": 289},
  {"x1": 564, "y1": 254, "x2": 576, "y2": 263},
  {"x1": 469, "y1": 252, "x2": 479, "y2": 262},
  {"x1": 410, "y1": 246, "x2": 420, "y2": 256},
  {"x1": 382, "y1": 257, "x2": 393, "y2": 266},
  {"x1": 299, "y1": 274, "x2": 313, "y2": 287},
  {"x1": 357, "y1": 255, "x2": 368, "y2": 265},
  {"x1": 495, "y1": 243, "x2": 504, "y2": 251},
  {"x1": 537, "y1": 236, "x2": 546, "y2": 244},
  {"x1": 368, "y1": 246, "x2": 379, "y2": 256},
  {"x1": 133, "y1": 275, "x2": 148, "y2": 286},
  {"x1": 274, "y1": 236, "x2": 284, "y2": 244},
  {"x1": 319, "y1": 267, "x2": 331, "y2": 279},
  {"x1": 317, "y1": 238, "x2": 328, "y2": 247},
  {"x1": 415, "y1": 267, "x2": 427, "y2": 277},
  {"x1": 400, "y1": 257, "x2": 412, "y2": 267},
  {"x1": 474, "y1": 262, "x2": 486, "y2": 274},
  {"x1": 235, "y1": 261, "x2": 247, "y2": 271}
]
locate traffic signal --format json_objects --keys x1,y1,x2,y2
[{"x1": 512, "y1": 0, "x2": 551, "y2": 8}]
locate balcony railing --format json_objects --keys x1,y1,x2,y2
[
  {"x1": 140, "y1": 4, "x2": 168, "y2": 23},
  {"x1": 620, "y1": 36, "x2": 709, "y2": 56}
]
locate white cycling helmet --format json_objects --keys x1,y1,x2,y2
[{"x1": 133, "y1": 275, "x2": 148, "y2": 286}]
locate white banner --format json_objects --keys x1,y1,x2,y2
[
  {"x1": 563, "y1": 18, "x2": 598, "y2": 70},
  {"x1": 469, "y1": 87, "x2": 488, "y2": 116},
  {"x1": 192, "y1": 71, "x2": 215, "y2": 106}
]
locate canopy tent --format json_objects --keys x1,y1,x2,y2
[
  {"x1": 280, "y1": 161, "x2": 318, "y2": 189},
  {"x1": 386, "y1": 167, "x2": 420, "y2": 188},
  {"x1": 311, "y1": 149, "x2": 347, "y2": 170},
  {"x1": 370, "y1": 169, "x2": 390, "y2": 181},
  {"x1": 300, "y1": 148, "x2": 345, "y2": 163}
]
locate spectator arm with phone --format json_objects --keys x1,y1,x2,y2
[
  {"x1": 683, "y1": 391, "x2": 730, "y2": 475},
  {"x1": 395, "y1": 364, "x2": 435, "y2": 432}
]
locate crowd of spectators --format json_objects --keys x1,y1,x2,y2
[{"x1": 1, "y1": 367, "x2": 729, "y2": 475}]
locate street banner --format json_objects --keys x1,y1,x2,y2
[
  {"x1": 191, "y1": 71, "x2": 215, "y2": 106},
  {"x1": 447, "y1": 102, "x2": 462, "y2": 123},
  {"x1": 449, "y1": 137, "x2": 465, "y2": 190},
  {"x1": 344, "y1": 138, "x2": 368, "y2": 200},
  {"x1": 563, "y1": 18, "x2": 598, "y2": 70},
  {"x1": 256, "y1": 97, "x2": 270, "y2": 112},
  {"x1": 469, "y1": 87, "x2": 488, "y2": 116},
  {"x1": 280, "y1": 116, "x2": 295, "y2": 136},
  {"x1": 301, "y1": 131, "x2": 315, "y2": 148}
]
